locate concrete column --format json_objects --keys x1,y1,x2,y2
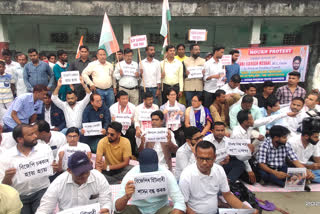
[
  {"x1": 0, "y1": 15, "x2": 9, "y2": 58},
  {"x1": 123, "y1": 23, "x2": 131, "y2": 49},
  {"x1": 249, "y1": 18, "x2": 262, "y2": 47}
]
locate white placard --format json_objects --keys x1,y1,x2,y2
[
  {"x1": 220, "y1": 55, "x2": 232, "y2": 66},
  {"x1": 188, "y1": 29, "x2": 207, "y2": 41},
  {"x1": 83, "y1": 121, "x2": 103, "y2": 136},
  {"x1": 219, "y1": 208, "x2": 255, "y2": 214},
  {"x1": 166, "y1": 107, "x2": 181, "y2": 125},
  {"x1": 226, "y1": 139, "x2": 251, "y2": 156},
  {"x1": 285, "y1": 168, "x2": 306, "y2": 191},
  {"x1": 122, "y1": 64, "x2": 137, "y2": 77},
  {"x1": 133, "y1": 171, "x2": 168, "y2": 200},
  {"x1": 138, "y1": 109, "x2": 154, "y2": 121},
  {"x1": 61, "y1": 71, "x2": 81, "y2": 85},
  {"x1": 216, "y1": 147, "x2": 228, "y2": 163},
  {"x1": 115, "y1": 114, "x2": 132, "y2": 126},
  {"x1": 145, "y1": 128, "x2": 168, "y2": 142},
  {"x1": 57, "y1": 203, "x2": 100, "y2": 214},
  {"x1": 130, "y1": 35, "x2": 148, "y2": 49},
  {"x1": 14, "y1": 157, "x2": 53, "y2": 183},
  {"x1": 187, "y1": 66, "x2": 204, "y2": 79}
]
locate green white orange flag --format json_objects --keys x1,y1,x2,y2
[
  {"x1": 98, "y1": 12, "x2": 120, "y2": 56},
  {"x1": 75, "y1": 35, "x2": 83, "y2": 59},
  {"x1": 160, "y1": 0, "x2": 171, "y2": 49}
]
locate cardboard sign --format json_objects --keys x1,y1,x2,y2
[
  {"x1": 166, "y1": 107, "x2": 181, "y2": 125},
  {"x1": 285, "y1": 168, "x2": 306, "y2": 191},
  {"x1": 138, "y1": 109, "x2": 154, "y2": 121},
  {"x1": 220, "y1": 55, "x2": 232, "y2": 66},
  {"x1": 15, "y1": 157, "x2": 53, "y2": 183},
  {"x1": 145, "y1": 128, "x2": 168, "y2": 142},
  {"x1": 219, "y1": 208, "x2": 256, "y2": 214},
  {"x1": 187, "y1": 66, "x2": 204, "y2": 79},
  {"x1": 216, "y1": 148, "x2": 228, "y2": 163},
  {"x1": 83, "y1": 122, "x2": 103, "y2": 136},
  {"x1": 133, "y1": 171, "x2": 168, "y2": 200},
  {"x1": 61, "y1": 71, "x2": 80, "y2": 85},
  {"x1": 122, "y1": 64, "x2": 137, "y2": 77},
  {"x1": 115, "y1": 114, "x2": 132, "y2": 126},
  {"x1": 226, "y1": 139, "x2": 251, "y2": 156},
  {"x1": 188, "y1": 29, "x2": 207, "y2": 41},
  {"x1": 130, "y1": 35, "x2": 148, "y2": 49},
  {"x1": 57, "y1": 203, "x2": 100, "y2": 214}
]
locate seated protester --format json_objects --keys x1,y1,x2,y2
[
  {"x1": 36, "y1": 151, "x2": 112, "y2": 214},
  {"x1": 257, "y1": 125, "x2": 314, "y2": 187},
  {"x1": 235, "y1": 83, "x2": 258, "y2": 106},
  {"x1": 0, "y1": 184, "x2": 23, "y2": 214},
  {"x1": 51, "y1": 77, "x2": 91, "y2": 134},
  {"x1": 110, "y1": 90, "x2": 137, "y2": 157},
  {"x1": 256, "y1": 80, "x2": 275, "y2": 108},
  {"x1": 288, "y1": 118, "x2": 320, "y2": 183},
  {"x1": 185, "y1": 95, "x2": 213, "y2": 136},
  {"x1": 114, "y1": 148, "x2": 186, "y2": 214},
  {"x1": 175, "y1": 127, "x2": 203, "y2": 181},
  {"x1": 220, "y1": 74, "x2": 244, "y2": 96},
  {"x1": 304, "y1": 92, "x2": 320, "y2": 111},
  {"x1": 160, "y1": 88, "x2": 186, "y2": 147},
  {"x1": 179, "y1": 141, "x2": 258, "y2": 214},
  {"x1": 81, "y1": 93, "x2": 109, "y2": 153},
  {"x1": 139, "y1": 110, "x2": 178, "y2": 171},
  {"x1": 0, "y1": 125, "x2": 17, "y2": 154},
  {"x1": 96, "y1": 122, "x2": 132, "y2": 184},
  {"x1": 0, "y1": 124, "x2": 57, "y2": 214},
  {"x1": 56, "y1": 127, "x2": 91, "y2": 172},
  {"x1": 134, "y1": 91, "x2": 159, "y2": 152},
  {"x1": 37, "y1": 92, "x2": 66, "y2": 131}
]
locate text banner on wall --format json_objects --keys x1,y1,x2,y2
[{"x1": 236, "y1": 45, "x2": 309, "y2": 83}]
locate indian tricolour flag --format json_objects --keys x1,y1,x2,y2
[
  {"x1": 98, "y1": 12, "x2": 120, "y2": 56},
  {"x1": 160, "y1": 0, "x2": 171, "y2": 51}
]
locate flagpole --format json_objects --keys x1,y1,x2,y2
[
  {"x1": 167, "y1": 20, "x2": 170, "y2": 45},
  {"x1": 138, "y1": 48, "x2": 146, "y2": 93}
]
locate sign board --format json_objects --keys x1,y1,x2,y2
[
  {"x1": 219, "y1": 208, "x2": 256, "y2": 214},
  {"x1": 226, "y1": 139, "x2": 251, "y2": 156},
  {"x1": 61, "y1": 71, "x2": 81, "y2": 85},
  {"x1": 145, "y1": 128, "x2": 168, "y2": 142},
  {"x1": 215, "y1": 147, "x2": 228, "y2": 163},
  {"x1": 115, "y1": 114, "x2": 132, "y2": 126},
  {"x1": 83, "y1": 121, "x2": 103, "y2": 136},
  {"x1": 130, "y1": 35, "x2": 148, "y2": 49},
  {"x1": 285, "y1": 167, "x2": 306, "y2": 191},
  {"x1": 122, "y1": 64, "x2": 137, "y2": 77},
  {"x1": 220, "y1": 55, "x2": 232, "y2": 66},
  {"x1": 138, "y1": 109, "x2": 155, "y2": 121},
  {"x1": 188, "y1": 29, "x2": 207, "y2": 42},
  {"x1": 57, "y1": 203, "x2": 100, "y2": 214},
  {"x1": 187, "y1": 66, "x2": 204, "y2": 79}
]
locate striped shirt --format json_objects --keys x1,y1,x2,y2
[{"x1": 0, "y1": 73, "x2": 14, "y2": 104}]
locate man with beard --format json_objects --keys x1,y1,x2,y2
[
  {"x1": 53, "y1": 50, "x2": 70, "y2": 101},
  {"x1": 140, "y1": 45, "x2": 161, "y2": 104},
  {"x1": 225, "y1": 50, "x2": 240, "y2": 83},
  {"x1": 23, "y1": 48, "x2": 54, "y2": 92},
  {"x1": 96, "y1": 121, "x2": 132, "y2": 184},
  {"x1": 0, "y1": 124, "x2": 57, "y2": 214},
  {"x1": 183, "y1": 44, "x2": 206, "y2": 107},
  {"x1": 292, "y1": 56, "x2": 302, "y2": 72}
]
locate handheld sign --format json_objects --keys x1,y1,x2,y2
[
  {"x1": 122, "y1": 64, "x2": 137, "y2": 77},
  {"x1": 187, "y1": 66, "x2": 204, "y2": 79},
  {"x1": 115, "y1": 114, "x2": 132, "y2": 126},
  {"x1": 188, "y1": 29, "x2": 207, "y2": 42},
  {"x1": 61, "y1": 71, "x2": 80, "y2": 85},
  {"x1": 215, "y1": 147, "x2": 228, "y2": 163},
  {"x1": 145, "y1": 128, "x2": 168, "y2": 142},
  {"x1": 130, "y1": 35, "x2": 148, "y2": 49},
  {"x1": 220, "y1": 55, "x2": 232, "y2": 66},
  {"x1": 133, "y1": 171, "x2": 168, "y2": 200},
  {"x1": 285, "y1": 168, "x2": 306, "y2": 191},
  {"x1": 139, "y1": 109, "x2": 155, "y2": 121},
  {"x1": 57, "y1": 203, "x2": 100, "y2": 214},
  {"x1": 166, "y1": 107, "x2": 181, "y2": 125},
  {"x1": 226, "y1": 139, "x2": 251, "y2": 156},
  {"x1": 83, "y1": 121, "x2": 103, "y2": 136},
  {"x1": 219, "y1": 208, "x2": 256, "y2": 214}
]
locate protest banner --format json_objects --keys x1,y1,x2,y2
[
  {"x1": 14, "y1": 156, "x2": 53, "y2": 183},
  {"x1": 57, "y1": 203, "x2": 100, "y2": 214},
  {"x1": 285, "y1": 168, "x2": 306, "y2": 191},
  {"x1": 187, "y1": 66, "x2": 204, "y2": 79},
  {"x1": 133, "y1": 171, "x2": 168, "y2": 200},
  {"x1": 61, "y1": 71, "x2": 81, "y2": 85},
  {"x1": 138, "y1": 109, "x2": 155, "y2": 121},
  {"x1": 215, "y1": 147, "x2": 228, "y2": 163},
  {"x1": 83, "y1": 121, "x2": 102, "y2": 136},
  {"x1": 220, "y1": 55, "x2": 232, "y2": 66},
  {"x1": 115, "y1": 114, "x2": 132, "y2": 126},
  {"x1": 122, "y1": 64, "x2": 137, "y2": 77},
  {"x1": 130, "y1": 35, "x2": 148, "y2": 50},
  {"x1": 145, "y1": 128, "x2": 168, "y2": 142},
  {"x1": 188, "y1": 29, "x2": 207, "y2": 42},
  {"x1": 219, "y1": 208, "x2": 256, "y2": 214},
  {"x1": 226, "y1": 139, "x2": 251, "y2": 156},
  {"x1": 236, "y1": 45, "x2": 309, "y2": 83}
]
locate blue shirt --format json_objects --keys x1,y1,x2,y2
[
  {"x1": 23, "y1": 61, "x2": 54, "y2": 92},
  {"x1": 82, "y1": 104, "x2": 110, "y2": 129},
  {"x1": 225, "y1": 63, "x2": 240, "y2": 83},
  {"x1": 260, "y1": 108, "x2": 282, "y2": 130},
  {"x1": 3, "y1": 93, "x2": 43, "y2": 128}
]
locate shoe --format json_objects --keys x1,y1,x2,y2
[{"x1": 304, "y1": 185, "x2": 311, "y2": 192}]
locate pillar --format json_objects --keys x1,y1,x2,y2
[
  {"x1": 249, "y1": 18, "x2": 262, "y2": 48},
  {"x1": 0, "y1": 15, "x2": 9, "y2": 58},
  {"x1": 123, "y1": 23, "x2": 131, "y2": 49}
]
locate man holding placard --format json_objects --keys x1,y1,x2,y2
[
  {"x1": 225, "y1": 50, "x2": 240, "y2": 83},
  {"x1": 114, "y1": 148, "x2": 186, "y2": 214},
  {"x1": 0, "y1": 124, "x2": 56, "y2": 214},
  {"x1": 114, "y1": 48, "x2": 140, "y2": 105}
]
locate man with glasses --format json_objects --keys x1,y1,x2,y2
[{"x1": 95, "y1": 122, "x2": 132, "y2": 184}]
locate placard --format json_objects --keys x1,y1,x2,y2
[
  {"x1": 216, "y1": 147, "x2": 228, "y2": 163},
  {"x1": 130, "y1": 35, "x2": 148, "y2": 49},
  {"x1": 226, "y1": 139, "x2": 251, "y2": 156},
  {"x1": 285, "y1": 168, "x2": 306, "y2": 191},
  {"x1": 115, "y1": 114, "x2": 132, "y2": 126},
  {"x1": 188, "y1": 29, "x2": 207, "y2": 42},
  {"x1": 166, "y1": 107, "x2": 181, "y2": 125},
  {"x1": 133, "y1": 171, "x2": 168, "y2": 200},
  {"x1": 14, "y1": 157, "x2": 53, "y2": 183},
  {"x1": 122, "y1": 64, "x2": 137, "y2": 77},
  {"x1": 187, "y1": 66, "x2": 204, "y2": 79},
  {"x1": 145, "y1": 128, "x2": 168, "y2": 142},
  {"x1": 83, "y1": 121, "x2": 103, "y2": 136},
  {"x1": 61, "y1": 71, "x2": 81, "y2": 85},
  {"x1": 57, "y1": 203, "x2": 100, "y2": 214},
  {"x1": 219, "y1": 208, "x2": 256, "y2": 214},
  {"x1": 138, "y1": 109, "x2": 154, "y2": 121},
  {"x1": 220, "y1": 55, "x2": 232, "y2": 66}
]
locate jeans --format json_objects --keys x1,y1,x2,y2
[
  {"x1": 140, "y1": 87, "x2": 159, "y2": 105},
  {"x1": 162, "y1": 83, "x2": 179, "y2": 105},
  {"x1": 258, "y1": 165, "x2": 288, "y2": 187},
  {"x1": 185, "y1": 91, "x2": 203, "y2": 107},
  {"x1": 223, "y1": 156, "x2": 246, "y2": 183},
  {"x1": 312, "y1": 169, "x2": 320, "y2": 183}
]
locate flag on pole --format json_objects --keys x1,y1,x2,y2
[
  {"x1": 160, "y1": 0, "x2": 171, "y2": 54},
  {"x1": 75, "y1": 35, "x2": 84, "y2": 59},
  {"x1": 98, "y1": 12, "x2": 120, "y2": 56}
]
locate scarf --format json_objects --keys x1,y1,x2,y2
[
  {"x1": 140, "y1": 104, "x2": 156, "y2": 131},
  {"x1": 117, "y1": 103, "x2": 132, "y2": 134},
  {"x1": 56, "y1": 61, "x2": 68, "y2": 69},
  {"x1": 189, "y1": 105, "x2": 206, "y2": 127},
  {"x1": 165, "y1": 100, "x2": 181, "y2": 131}
]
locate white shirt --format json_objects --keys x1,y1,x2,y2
[
  {"x1": 13, "y1": 65, "x2": 27, "y2": 96},
  {"x1": 179, "y1": 163, "x2": 230, "y2": 214},
  {"x1": 0, "y1": 132, "x2": 16, "y2": 150},
  {"x1": 0, "y1": 143, "x2": 54, "y2": 196},
  {"x1": 141, "y1": 58, "x2": 161, "y2": 88},
  {"x1": 203, "y1": 58, "x2": 225, "y2": 93},
  {"x1": 114, "y1": 60, "x2": 139, "y2": 88},
  {"x1": 203, "y1": 134, "x2": 229, "y2": 164},
  {"x1": 35, "y1": 169, "x2": 112, "y2": 213},
  {"x1": 277, "y1": 106, "x2": 307, "y2": 135},
  {"x1": 5, "y1": 61, "x2": 20, "y2": 77},
  {"x1": 175, "y1": 143, "x2": 196, "y2": 180},
  {"x1": 56, "y1": 143, "x2": 91, "y2": 170},
  {"x1": 288, "y1": 135, "x2": 320, "y2": 164},
  {"x1": 220, "y1": 83, "x2": 244, "y2": 96},
  {"x1": 37, "y1": 131, "x2": 67, "y2": 157},
  {"x1": 134, "y1": 103, "x2": 159, "y2": 130},
  {"x1": 110, "y1": 101, "x2": 136, "y2": 134},
  {"x1": 51, "y1": 93, "x2": 91, "y2": 128}
]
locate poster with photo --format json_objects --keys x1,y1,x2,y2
[{"x1": 285, "y1": 168, "x2": 306, "y2": 191}]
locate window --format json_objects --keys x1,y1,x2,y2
[
  {"x1": 50, "y1": 33, "x2": 69, "y2": 43},
  {"x1": 283, "y1": 33, "x2": 296, "y2": 45}
]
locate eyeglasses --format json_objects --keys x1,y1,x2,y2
[
  {"x1": 107, "y1": 132, "x2": 115, "y2": 137},
  {"x1": 196, "y1": 157, "x2": 215, "y2": 163}
]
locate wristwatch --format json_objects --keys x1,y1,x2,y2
[{"x1": 107, "y1": 165, "x2": 110, "y2": 172}]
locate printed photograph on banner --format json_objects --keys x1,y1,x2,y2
[
  {"x1": 167, "y1": 108, "x2": 180, "y2": 125},
  {"x1": 284, "y1": 168, "x2": 306, "y2": 191},
  {"x1": 61, "y1": 71, "x2": 81, "y2": 85}
]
